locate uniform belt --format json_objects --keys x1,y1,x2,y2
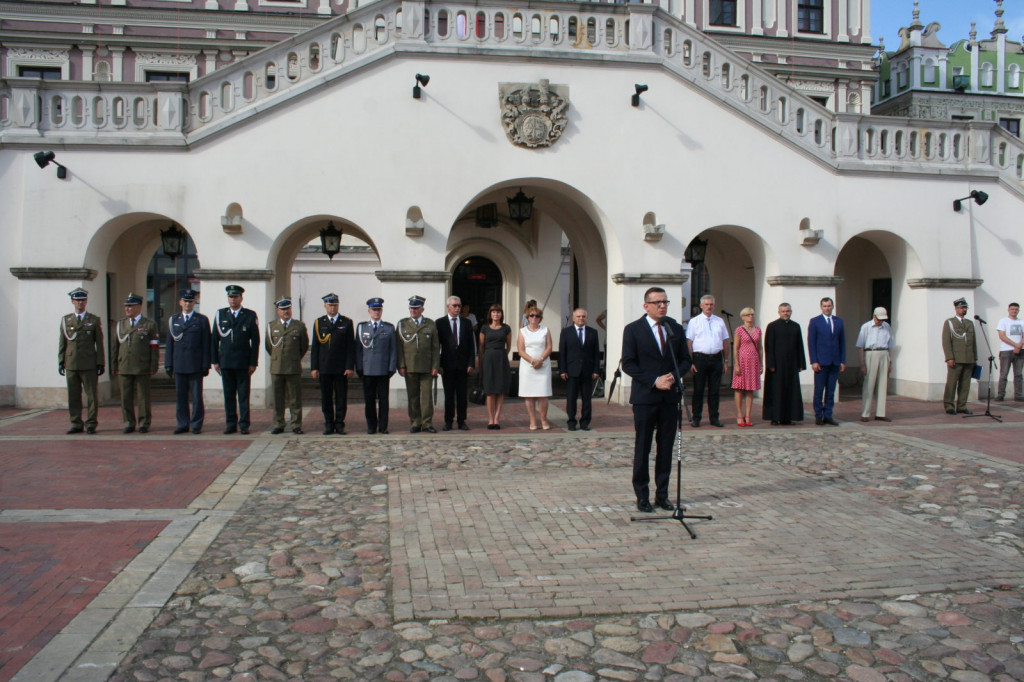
[{"x1": 865, "y1": 348, "x2": 888, "y2": 351}]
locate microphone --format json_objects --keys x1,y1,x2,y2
[
  {"x1": 721, "y1": 310, "x2": 733, "y2": 317},
  {"x1": 662, "y1": 323, "x2": 674, "y2": 338},
  {"x1": 974, "y1": 314, "x2": 987, "y2": 324}
]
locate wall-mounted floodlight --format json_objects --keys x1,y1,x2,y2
[
  {"x1": 413, "y1": 73, "x2": 430, "y2": 99},
  {"x1": 953, "y1": 190, "x2": 988, "y2": 212},
  {"x1": 34, "y1": 151, "x2": 68, "y2": 179},
  {"x1": 632, "y1": 84, "x2": 649, "y2": 107}
]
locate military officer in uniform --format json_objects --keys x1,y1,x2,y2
[
  {"x1": 311, "y1": 292, "x2": 356, "y2": 435},
  {"x1": 397, "y1": 295, "x2": 440, "y2": 433},
  {"x1": 212, "y1": 284, "x2": 260, "y2": 434},
  {"x1": 165, "y1": 288, "x2": 211, "y2": 434},
  {"x1": 266, "y1": 296, "x2": 309, "y2": 435},
  {"x1": 941, "y1": 296, "x2": 978, "y2": 415},
  {"x1": 355, "y1": 297, "x2": 397, "y2": 434},
  {"x1": 111, "y1": 292, "x2": 160, "y2": 433},
  {"x1": 59, "y1": 287, "x2": 105, "y2": 434}
]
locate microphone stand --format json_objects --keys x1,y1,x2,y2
[
  {"x1": 631, "y1": 321, "x2": 713, "y2": 539},
  {"x1": 965, "y1": 316, "x2": 1001, "y2": 422}
]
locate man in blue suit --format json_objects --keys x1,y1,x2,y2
[
  {"x1": 807, "y1": 297, "x2": 845, "y2": 425},
  {"x1": 622, "y1": 287, "x2": 692, "y2": 512},
  {"x1": 165, "y1": 289, "x2": 211, "y2": 434}
]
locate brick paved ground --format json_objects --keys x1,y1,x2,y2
[{"x1": 0, "y1": 395, "x2": 1021, "y2": 681}]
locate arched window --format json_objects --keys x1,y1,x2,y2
[
  {"x1": 923, "y1": 58, "x2": 937, "y2": 85},
  {"x1": 982, "y1": 62, "x2": 994, "y2": 87}
]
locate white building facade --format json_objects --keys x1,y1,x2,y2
[{"x1": 2, "y1": 0, "x2": 1022, "y2": 408}]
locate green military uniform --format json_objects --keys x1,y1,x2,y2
[
  {"x1": 397, "y1": 296, "x2": 440, "y2": 432},
  {"x1": 941, "y1": 297, "x2": 978, "y2": 414},
  {"x1": 111, "y1": 295, "x2": 160, "y2": 432},
  {"x1": 59, "y1": 289, "x2": 105, "y2": 433},
  {"x1": 266, "y1": 300, "x2": 309, "y2": 433}
]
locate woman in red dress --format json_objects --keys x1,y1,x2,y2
[{"x1": 731, "y1": 307, "x2": 763, "y2": 426}]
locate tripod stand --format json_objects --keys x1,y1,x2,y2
[
  {"x1": 965, "y1": 316, "x2": 1001, "y2": 422},
  {"x1": 631, "y1": 325, "x2": 713, "y2": 539}
]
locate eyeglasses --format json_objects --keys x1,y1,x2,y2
[
  {"x1": 741, "y1": 313, "x2": 754, "y2": 317},
  {"x1": 528, "y1": 313, "x2": 542, "y2": 318},
  {"x1": 645, "y1": 300, "x2": 670, "y2": 306}
]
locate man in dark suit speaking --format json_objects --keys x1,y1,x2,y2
[
  {"x1": 622, "y1": 287, "x2": 692, "y2": 513},
  {"x1": 559, "y1": 308, "x2": 601, "y2": 431},
  {"x1": 436, "y1": 295, "x2": 477, "y2": 431}
]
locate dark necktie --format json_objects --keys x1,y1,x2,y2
[
  {"x1": 373, "y1": 322, "x2": 379, "y2": 332},
  {"x1": 130, "y1": 318, "x2": 136, "y2": 328},
  {"x1": 452, "y1": 318, "x2": 458, "y2": 346},
  {"x1": 657, "y1": 322, "x2": 666, "y2": 356},
  {"x1": 578, "y1": 327, "x2": 584, "y2": 345}
]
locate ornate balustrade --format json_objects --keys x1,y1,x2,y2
[{"x1": 3, "y1": 0, "x2": 1024, "y2": 192}]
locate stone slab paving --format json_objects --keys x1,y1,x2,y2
[
  {"x1": 95, "y1": 427, "x2": 1022, "y2": 682},
  {"x1": 390, "y1": 465, "x2": 1024, "y2": 621}
]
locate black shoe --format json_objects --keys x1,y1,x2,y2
[
  {"x1": 192, "y1": 428, "x2": 202, "y2": 434},
  {"x1": 945, "y1": 409, "x2": 956, "y2": 415},
  {"x1": 824, "y1": 417, "x2": 839, "y2": 426},
  {"x1": 567, "y1": 424, "x2": 577, "y2": 431},
  {"x1": 654, "y1": 499, "x2": 675, "y2": 511},
  {"x1": 458, "y1": 423, "x2": 470, "y2": 431},
  {"x1": 138, "y1": 426, "x2": 149, "y2": 434},
  {"x1": 123, "y1": 426, "x2": 135, "y2": 434},
  {"x1": 956, "y1": 409, "x2": 973, "y2": 415},
  {"x1": 271, "y1": 427, "x2": 284, "y2": 435},
  {"x1": 422, "y1": 426, "x2": 437, "y2": 433},
  {"x1": 410, "y1": 426, "x2": 421, "y2": 433},
  {"x1": 815, "y1": 417, "x2": 824, "y2": 425},
  {"x1": 690, "y1": 419, "x2": 700, "y2": 428},
  {"x1": 86, "y1": 427, "x2": 96, "y2": 434},
  {"x1": 240, "y1": 427, "x2": 249, "y2": 435},
  {"x1": 324, "y1": 426, "x2": 336, "y2": 435},
  {"x1": 174, "y1": 427, "x2": 189, "y2": 434},
  {"x1": 781, "y1": 420, "x2": 793, "y2": 425},
  {"x1": 66, "y1": 426, "x2": 84, "y2": 434},
  {"x1": 442, "y1": 423, "x2": 453, "y2": 431},
  {"x1": 292, "y1": 428, "x2": 303, "y2": 435},
  {"x1": 770, "y1": 420, "x2": 780, "y2": 425},
  {"x1": 581, "y1": 425, "x2": 591, "y2": 431},
  {"x1": 996, "y1": 395, "x2": 1006, "y2": 401},
  {"x1": 637, "y1": 500, "x2": 654, "y2": 513},
  {"x1": 223, "y1": 426, "x2": 237, "y2": 434},
  {"x1": 379, "y1": 428, "x2": 389, "y2": 434},
  {"x1": 335, "y1": 429, "x2": 346, "y2": 435},
  {"x1": 367, "y1": 428, "x2": 377, "y2": 434},
  {"x1": 710, "y1": 420, "x2": 724, "y2": 428}
]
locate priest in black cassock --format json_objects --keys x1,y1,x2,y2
[{"x1": 762, "y1": 302, "x2": 807, "y2": 424}]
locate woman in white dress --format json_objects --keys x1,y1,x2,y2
[{"x1": 517, "y1": 306, "x2": 553, "y2": 430}]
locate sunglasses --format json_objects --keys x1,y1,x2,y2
[{"x1": 528, "y1": 314, "x2": 542, "y2": 318}]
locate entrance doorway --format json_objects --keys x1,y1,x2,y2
[{"x1": 452, "y1": 256, "x2": 502, "y2": 325}]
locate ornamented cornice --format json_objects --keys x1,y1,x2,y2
[
  {"x1": 9, "y1": 267, "x2": 97, "y2": 280},
  {"x1": 766, "y1": 276, "x2": 844, "y2": 287},
  {"x1": 193, "y1": 269, "x2": 275, "y2": 281},
  {"x1": 611, "y1": 273, "x2": 688, "y2": 284},
  {"x1": 374, "y1": 270, "x2": 451, "y2": 282},
  {"x1": 907, "y1": 278, "x2": 983, "y2": 289}
]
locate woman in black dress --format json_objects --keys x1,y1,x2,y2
[{"x1": 478, "y1": 304, "x2": 511, "y2": 429}]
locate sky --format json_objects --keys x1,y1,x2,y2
[{"x1": 871, "y1": 0, "x2": 1024, "y2": 49}]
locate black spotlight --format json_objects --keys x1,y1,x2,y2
[
  {"x1": 34, "y1": 151, "x2": 68, "y2": 179},
  {"x1": 413, "y1": 74, "x2": 430, "y2": 99},
  {"x1": 632, "y1": 84, "x2": 649, "y2": 107},
  {"x1": 953, "y1": 190, "x2": 989, "y2": 212}
]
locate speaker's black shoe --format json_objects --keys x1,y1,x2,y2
[
  {"x1": 945, "y1": 409, "x2": 956, "y2": 415},
  {"x1": 323, "y1": 426, "x2": 335, "y2": 435},
  {"x1": 86, "y1": 427, "x2": 96, "y2": 434},
  {"x1": 367, "y1": 428, "x2": 377, "y2": 434},
  {"x1": 458, "y1": 423, "x2": 470, "y2": 431},
  {"x1": 690, "y1": 419, "x2": 701, "y2": 428},
  {"x1": 123, "y1": 427, "x2": 135, "y2": 434},
  {"x1": 410, "y1": 426, "x2": 421, "y2": 433},
  {"x1": 442, "y1": 423, "x2": 453, "y2": 431},
  {"x1": 956, "y1": 409, "x2": 973, "y2": 415},
  {"x1": 192, "y1": 428, "x2": 201, "y2": 434},
  {"x1": 223, "y1": 426, "x2": 237, "y2": 434},
  {"x1": 422, "y1": 426, "x2": 437, "y2": 433},
  {"x1": 174, "y1": 427, "x2": 189, "y2": 434},
  {"x1": 710, "y1": 420, "x2": 724, "y2": 428},
  {"x1": 655, "y1": 499, "x2": 675, "y2": 511},
  {"x1": 815, "y1": 417, "x2": 824, "y2": 425},
  {"x1": 239, "y1": 427, "x2": 249, "y2": 435},
  {"x1": 271, "y1": 427, "x2": 284, "y2": 434},
  {"x1": 66, "y1": 426, "x2": 84, "y2": 434},
  {"x1": 637, "y1": 500, "x2": 654, "y2": 513},
  {"x1": 824, "y1": 417, "x2": 839, "y2": 426},
  {"x1": 567, "y1": 423, "x2": 577, "y2": 431},
  {"x1": 580, "y1": 425, "x2": 591, "y2": 431},
  {"x1": 379, "y1": 428, "x2": 389, "y2": 434},
  {"x1": 138, "y1": 426, "x2": 149, "y2": 434}
]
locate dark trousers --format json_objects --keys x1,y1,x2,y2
[
  {"x1": 441, "y1": 369, "x2": 469, "y2": 426},
  {"x1": 175, "y1": 372, "x2": 205, "y2": 430},
  {"x1": 632, "y1": 402, "x2": 677, "y2": 502},
  {"x1": 691, "y1": 352, "x2": 724, "y2": 420},
  {"x1": 812, "y1": 364, "x2": 840, "y2": 418},
  {"x1": 221, "y1": 368, "x2": 251, "y2": 430},
  {"x1": 66, "y1": 369, "x2": 98, "y2": 429},
  {"x1": 363, "y1": 374, "x2": 391, "y2": 432},
  {"x1": 565, "y1": 374, "x2": 594, "y2": 427},
  {"x1": 319, "y1": 373, "x2": 348, "y2": 429}
]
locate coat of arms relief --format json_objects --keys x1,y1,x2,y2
[{"x1": 499, "y1": 80, "x2": 569, "y2": 149}]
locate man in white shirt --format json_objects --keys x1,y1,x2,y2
[
  {"x1": 996, "y1": 302, "x2": 1024, "y2": 402},
  {"x1": 856, "y1": 306, "x2": 894, "y2": 422},
  {"x1": 685, "y1": 294, "x2": 731, "y2": 427}
]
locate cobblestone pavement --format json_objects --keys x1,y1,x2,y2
[{"x1": 101, "y1": 425, "x2": 1023, "y2": 682}]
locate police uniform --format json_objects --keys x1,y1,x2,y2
[
  {"x1": 941, "y1": 297, "x2": 978, "y2": 414},
  {"x1": 397, "y1": 295, "x2": 440, "y2": 433},
  {"x1": 355, "y1": 297, "x2": 397, "y2": 434},
  {"x1": 266, "y1": 296, "x2": 309, "y2": 434},
  {"x1": 111, "y1": 293, "x2": 160, "y2": 433},
  {"x1": 211, "y1": 284, "x2": 261, "y2": 434},
  {"x1": 311, "y1": 293, "x2": 356, "y2": 434},
  {"x1": 165, "y1": 288, "x2": 211, "y2": 434},
  {"x1": 59, "y1": 288, "x2": 105, "y2": 434}
]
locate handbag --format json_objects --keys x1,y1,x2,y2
[{"x1": 470, "y1": 374, "x2": 486, "y2": 405}]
